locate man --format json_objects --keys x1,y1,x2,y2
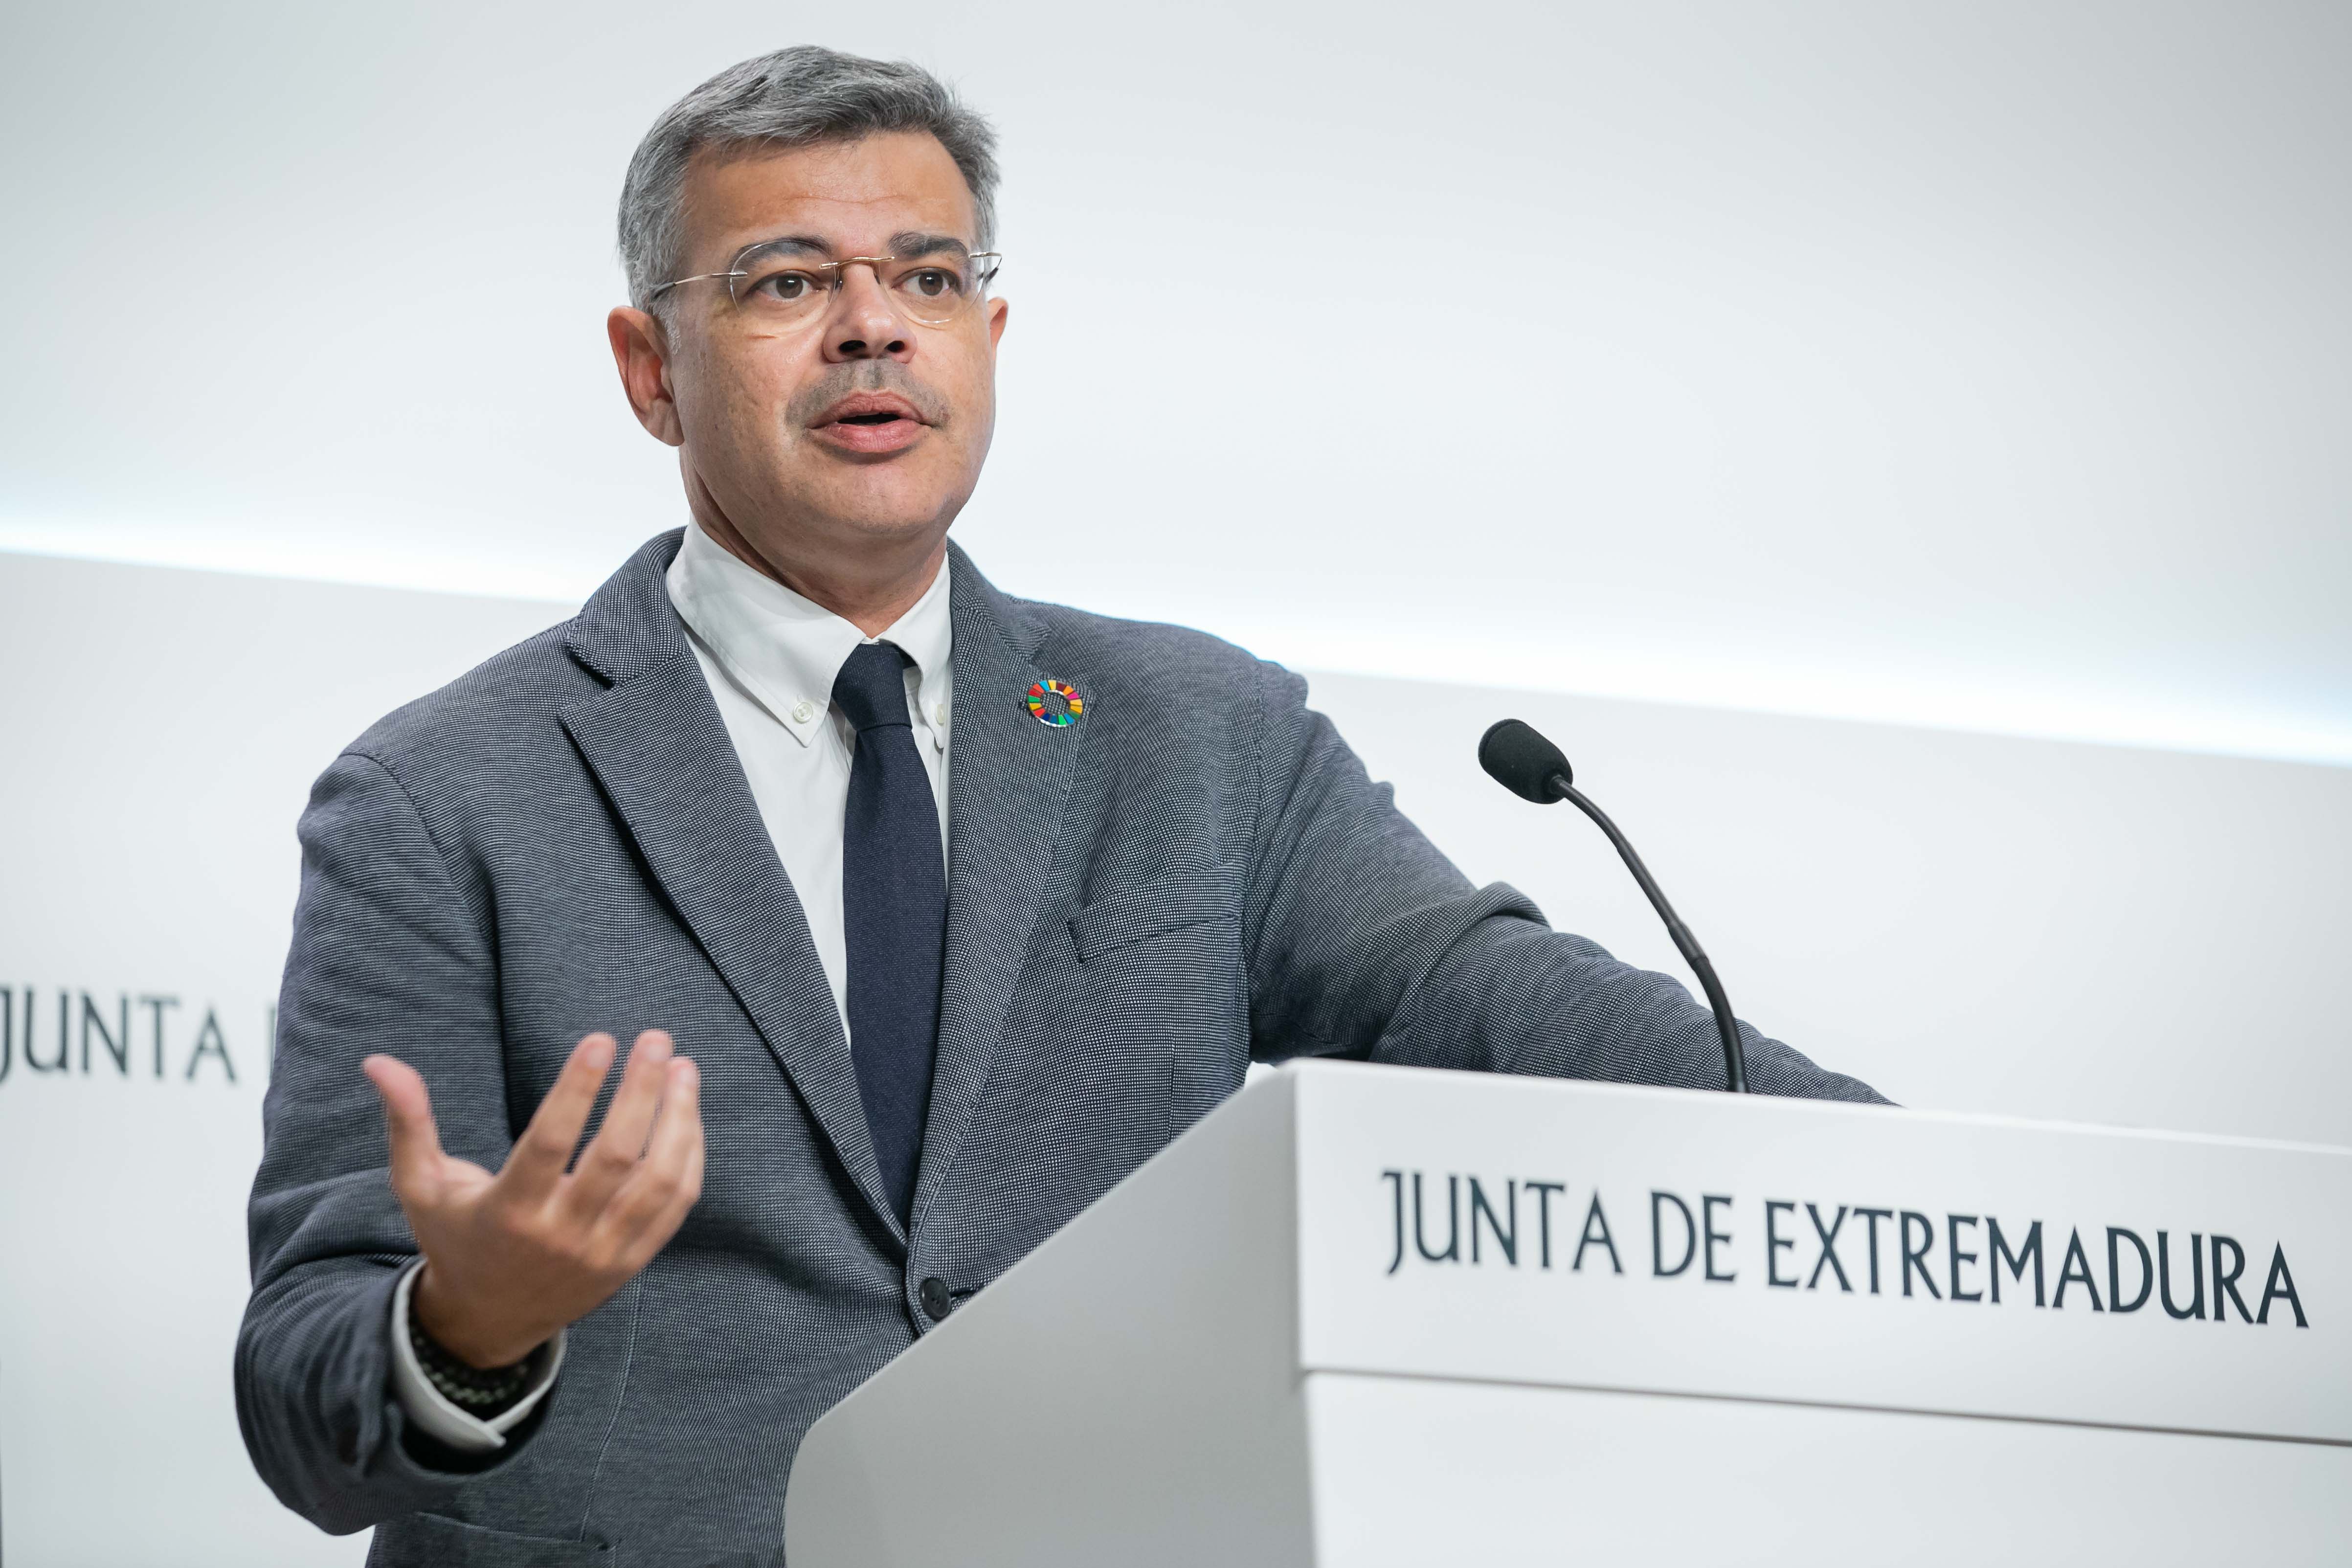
[{"x1": 238, "y1": 45, "x2": 1879, "y2": 1566}]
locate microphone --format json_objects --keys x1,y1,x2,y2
[{"x1": 1477, "y1": 719, "x2": 1750, "y2": 1093}]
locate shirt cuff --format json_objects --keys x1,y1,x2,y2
[{"x1": 387, "y1": 1258, "x2": 565, "y2": 1454}]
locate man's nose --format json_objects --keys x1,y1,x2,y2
[{"x1": 823, "y1": 265, "x2": 913, "y2": 363}]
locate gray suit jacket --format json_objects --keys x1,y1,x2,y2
[{"x1": 238, "y1": 531, "x2": 1878, "y2": 1566}]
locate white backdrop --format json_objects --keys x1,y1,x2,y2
[
  {"x1": 2, "y1": 547, "x2": 2348, "y2": 1563},
  {"x1": 2, "y1": 1, "x2": 2349, "y2": 763}
]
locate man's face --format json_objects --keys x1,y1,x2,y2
[{"x1": 616, "y1": 131, "x2": 1007, "y2": 572}]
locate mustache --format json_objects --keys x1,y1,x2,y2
[{"x1": 788, "y1": 360, "x2": 950, "y2": 426}]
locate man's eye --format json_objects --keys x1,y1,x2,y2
[
  {"x1": 751, "y1": 271, "x2": 819, "y2": 302},
  {"x1": 902, "y1": 268, "x2": 960, "y2": 298}
]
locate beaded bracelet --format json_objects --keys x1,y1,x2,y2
[{"x1": 407, "y1": 1314, "x2": 538, "y2": 1415}]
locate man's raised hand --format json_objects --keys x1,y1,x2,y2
[{"x1": 362, "y1": 1030, "x2": 705, "y2": 1369}]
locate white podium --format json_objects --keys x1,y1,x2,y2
[{"x1": 785, "y1": 1061, "x2": 2351, "y2": 1565}]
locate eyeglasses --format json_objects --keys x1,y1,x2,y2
[{"x1": 650, "y1": 240, "x2": 1003, "y2": 329}]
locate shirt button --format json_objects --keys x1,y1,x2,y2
[
  {"x1": 918, "y1": 1276, "x2": 954, "y2": 1320},
  {"x1": 789, "y1": 699, "x2": 817, "y2": 725},
  {"x1": 934, "y1": 702, "x2": 950, "y2": 728}
]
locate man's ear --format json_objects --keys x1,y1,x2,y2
[
  {"x1": 607, "y1": 307, "x2": 684, "y2": 447},
  {"x1": 986, "y1": 294, "x2": 1009, "y2": 351}
]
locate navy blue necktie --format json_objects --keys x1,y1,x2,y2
[{"x1": 832, "y1": 641, "x2": 946, "y2": 1228}]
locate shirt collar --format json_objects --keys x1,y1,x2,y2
[{"x1": 665, "y1": 521, "x2": 954, "y2": 750}]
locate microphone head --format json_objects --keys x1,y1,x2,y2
[{"x1": 1478, "y1": 718, "x2": 1572, "y2": 803}]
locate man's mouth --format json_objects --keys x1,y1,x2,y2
[{"x1": 811, "y1": 391, "x2": 929, "y2": 455}]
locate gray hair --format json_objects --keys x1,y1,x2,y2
[{"x1": 618, "y1": 46, "x2": 999, "y2": 314}]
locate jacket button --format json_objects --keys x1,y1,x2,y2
[{"x1": 918, "y1": 1276, "x2": 954, "y2": 1320}]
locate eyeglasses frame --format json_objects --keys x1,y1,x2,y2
[{"x1": 648, "y1": 244, "x2": 1004, "y2": 328}]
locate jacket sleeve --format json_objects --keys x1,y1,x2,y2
[
  {"x1": 1240, "y1": 664, "x2": 1885, "y2": 1102},
  {"x1": 236, "y1": 751, "x2": 552, "y2": 1535}
]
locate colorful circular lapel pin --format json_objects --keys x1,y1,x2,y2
[{"x1": 1025, "y1": 678, "x2": 1084, "y2": 727}]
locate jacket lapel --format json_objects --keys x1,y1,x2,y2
[
  {"x1": 557, "y1": 533, "x2": 901, "y2": 1243},
  {"x1": 910, "y1": 544, "x2": 1082, "y2": 1228}
]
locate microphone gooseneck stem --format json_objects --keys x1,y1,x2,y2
[{"x1": 1550, "y1": 773, "x2": 1750, "y2": 1094}]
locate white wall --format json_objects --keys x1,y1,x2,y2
[
  {"x1": 2, "y1": 2, "x2": 2348, "y2": 762},
  {"x1": 2, "y1": 549, "x2": 2347, "y2": 1563},
  {"x1": 0, "y1": 556, "x2": 560, "y2": 1568}
]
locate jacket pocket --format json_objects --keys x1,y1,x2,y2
[
  {"x1": 1070, "y1": 871, "x2": 1241, "y2": 963},
  {"x1": 371, "y1": 1512, "x2": 612, "y2": 1568}
]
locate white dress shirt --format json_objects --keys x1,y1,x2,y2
[
  {"x1": 391, "y1": 521, "x2": 955, "y2": 1452},
  {"x1": 665, "y1": 518, "x2": 954, "y2": 1029}
]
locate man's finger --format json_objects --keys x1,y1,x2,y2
[
  {"x1": 620, "y1": 1134, "x2": 706, "y2": 1278},
  {"x1": 363, "y1": 1054, "x2": 447, "y2": 1195},
  {"x1": 640, "y1": 1055, "x2": 703, "y2": 1190},
  {"x1": 499, "y1": 1032, "x2": 619, "y2": 1199},
  {"x1": 564, "y1": 1032, "x2": 675, "y2": 1218},
  {"x1": 595, "y1": 1056, "x2": 704, "y2": 1256}
]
